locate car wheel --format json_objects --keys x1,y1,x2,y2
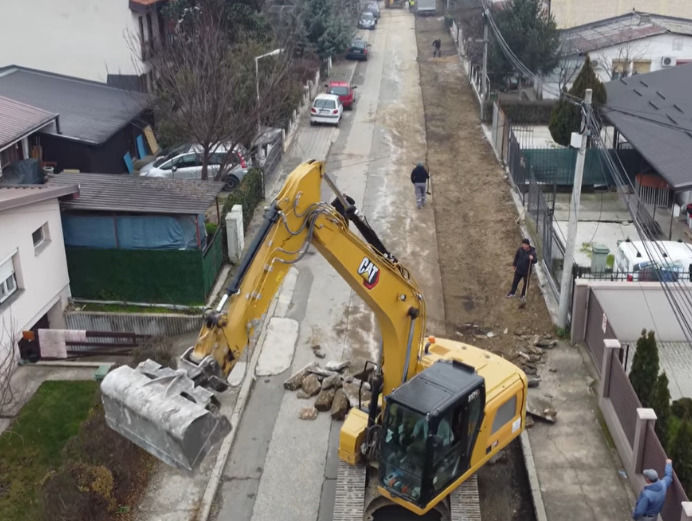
[
  {"x1": 310, "y1": 120, "x2": 315, "y2": 126},
  {"x1": 224, "y1": 176, "x2": 240, "y2": 191}
]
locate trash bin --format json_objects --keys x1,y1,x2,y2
[{"x1": 591, "y1": 243, "x2": 610, "y2": 272}]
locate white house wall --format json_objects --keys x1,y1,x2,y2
[
  {"x1": 542, "y1": 33, "x2": 692, "y2": 99},
  {"x1": 548, "y1": 0, "x2": 692, "y2": 29},
  {"x1": 0, "y1": 0, "x2": 161, "y2": 82},
  {"x1": 0, "y1": 199, "x2": 71, "y2": 349}
]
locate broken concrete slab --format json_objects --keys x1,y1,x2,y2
[
  {"x1": 314, "y1": 388, "x2": 336, "y2": 411},
  {"x1": 330, "y1": 389, "x2": 350, "y2": 420},
  {"x1": 255, "y1": 317, "x2": 300, "y2": 376},
  {"x1": 342, "y1": 382, "x2": 371, "y2": 408},
  {"x1": 298, "y1": 407, "x2": 318, "y2": 420},
  {"x1": 228, "y1": 361, "x2": 247, "y2": 388},
  {"x1": 296, "y1": 389, "x2": 311, "y2": 399},
  {"x1": 301, "y1": 374, "x2": 321, "y2": 396},
  {"x1": 321, "y1": 374, "x2": 342, "y2": 391},
  {"x1": 283, "y1": 362, "x2": 319, "y2": 391},
  {"x1": 306, "y1": 366, "x2": 339, "y2": 379},
  {"x1": 325, "y1": 360, "x2": 349, "y2": 372}
]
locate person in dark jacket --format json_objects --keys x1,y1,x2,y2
[
  {"x1": 410, "y1": 162, "x2": 429, "y2": 209},
  {"x1": 432, "y1": 39, "x2": 441, "y2": 57},
  {"x1": 506, "y1": 238, "x2": 537, "y2": 300},
  {"x1": 632, "y1": 460, "x2": 673, "y2": 520}
]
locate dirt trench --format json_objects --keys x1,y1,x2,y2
[{"x1": 414, "y1": 14, "x2": 554, "y2": 521}]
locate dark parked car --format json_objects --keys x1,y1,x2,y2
[
  {"x1": 358, "y1": 11, "x2": 376, "y2": 29},
  {"x1": 346, "y1": 39, "x2": 370, "y2": 61}
]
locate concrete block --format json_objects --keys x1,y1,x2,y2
[
  {"x1": 225, "y1": 205, "x2": 244, "y2": 263},
  {"x1": 681, "y1": 502, "x2": 692, "y2": 521}
]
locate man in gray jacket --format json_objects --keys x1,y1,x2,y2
[{"x1": 410, "y1": 162, "x2": 429, "y2": 209}]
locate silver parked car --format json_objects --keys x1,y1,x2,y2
[{"x1": 139, "y1": 143, "x2": 250, "y2": 190}]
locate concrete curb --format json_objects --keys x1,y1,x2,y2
[
  {"x1": 520, "y1": 431, "x2": 548, "y2": 521},
  {"x1": 31, "y1": 361, "x2": 114, "y2": 369}
]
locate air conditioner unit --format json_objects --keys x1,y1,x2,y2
[
  {"x1": 661, "y1": 56, "x2": 677, "y2": 67},
  {"x1": 591, "y1": 59, "x2": 600, "y2": 69}
]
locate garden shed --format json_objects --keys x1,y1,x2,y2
[{"x1": 49, "y1": 173, "x2": 225, "y2": 305}]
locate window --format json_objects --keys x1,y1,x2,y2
[
  {"x1": 673, "y1": 38, "x2": 683, "y2": 51},
  {"x1": 32, "y1": 223, "x2": 49, "y2": 252},
  {"x1": 0, "y1": 256, "x2": 18, "y2": 305},
  {"x1": 611, "y1": 60, "x2": 628, "y2": 80},
  {"x1": 491, "y1": 395, "x2": 517, "y2": 434}
]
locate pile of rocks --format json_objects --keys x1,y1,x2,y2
[
  {"x1": 284, "y1": 357, "x2": 374, "y2": 421},
  {"x1": 508, "y1": 332, "x2": 558, "y2": 390}
]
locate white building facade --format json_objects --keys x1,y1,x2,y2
[
  {"x1": 0, "y1": 185, "x2": 79, "y2": 369},
  {"x1": 0, "y1": 0, "x2": 167, "y2": 89},
  {"x1": 541, "y1": 14, "x2": 692, "y2": 99}
]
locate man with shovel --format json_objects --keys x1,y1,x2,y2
[{"x1": 506, "y1": 238, "x2": 537, "y2": 303}]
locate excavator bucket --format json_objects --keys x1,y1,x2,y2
[{"x1": 100, "y1": 359, "x2": 231, "y2": 472}]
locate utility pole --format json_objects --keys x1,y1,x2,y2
[
  {"x1": 480, "y1": 10, "x2": 489, "y2": 121},
  {"x1": 557, "y1": 88, "x2": 592, "y2": 329}
]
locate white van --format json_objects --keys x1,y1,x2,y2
[{"x1": 615, "y1": 240, "x2": 692, "y2": 281}]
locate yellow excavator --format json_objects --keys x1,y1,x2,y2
[{"x1": 100, "y1": 160, "x2": 527, "y2": 518}]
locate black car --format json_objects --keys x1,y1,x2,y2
[{"x1": 346, "y1": 39, "x2": 370, "y2": 61}]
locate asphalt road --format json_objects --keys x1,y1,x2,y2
[{"x1": 212, "y1": 7, "x2": 444, "y2": 521}]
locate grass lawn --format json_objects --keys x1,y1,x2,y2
[{"x1": 0, "y1": 380, "x2": 98, "y2": 521}]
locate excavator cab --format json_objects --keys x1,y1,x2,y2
[{"x1": 378, "y1": 360, "x2": 485, "y2": 510}]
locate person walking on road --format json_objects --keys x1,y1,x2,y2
[
  {"x1": 408, "y1": 0, "x2": 414, "y2": 12},
  {"x1": 506, "y1": 238, "x2": 537, "y2": 301},
  {"x1": 632, "y1": 459, "x2": 674, "y2": 521},
  {"x1": 432, "y1": 39, "x2": 441, "y2": 57},
  {"x1": 411, "y1": 162, "x2": 429, "y2": 209}
]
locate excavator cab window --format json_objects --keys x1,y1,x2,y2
[{"x1": 378, "y1": 360, "x2": 485, "y2": 508}]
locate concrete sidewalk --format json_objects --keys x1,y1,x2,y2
[{"x1": 523, "y1": 342, "x2": 635, "y2": 521}]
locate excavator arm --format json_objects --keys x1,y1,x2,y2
[
  {"x1": 100, "y1": 160, "x2": 426, "y2": 470},
  {"x1": 183, "y1": 160, "x2": 425, "y2": 395}
]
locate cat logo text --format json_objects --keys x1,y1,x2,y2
[{"x1": 358, "y1": 257, "x2": 380, "y2": 289}]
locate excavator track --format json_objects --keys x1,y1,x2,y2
[
  {"x1": 333, "y1": 461, "x2": 481, "y2": 521},
  {"x1": 334, "y1": 461, "x2": 367, "y2": 521}
]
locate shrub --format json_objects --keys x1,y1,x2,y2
[
  {"x1": 222, "y1": 168, "x2": 264, "y2": 234},
  {"x1": 40, "y1": 463, "x2": 115, "y2": 521},
  {"x1": 205, "y1": 222, "x2": 219, "y2": 237},
  {"x1": 650, "y1": 372, "x2": 672, "y2": 445},
  {"x1": 130, "y1": 336, "x2": 176, "y2": 370},
  {"x1": 629, "y1": 329, "x2": 659, "y2": 407}
]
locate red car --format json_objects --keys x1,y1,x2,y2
[{"x1": 325, "y1": 81, "x2": 357, "y2": 110}]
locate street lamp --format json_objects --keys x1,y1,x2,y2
[{"x1": 255, "y1": 48, "x2": 284, "y2": 136}]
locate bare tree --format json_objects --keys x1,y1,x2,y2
[
  {"x1": 555, "y1": 54, "x2": 582, "y2": 92},
  {"x1": 595, "y1": 16, "x2": 651, "y2": 80},
  {"x1": 0, "y1": 315, "x2": 18, "y2": 418},
  {"x1": 142, "y1": 0, "x2": 297, "y2": 181}
]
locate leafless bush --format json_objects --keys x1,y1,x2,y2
[
  {"x1": 129, "y1": 335, "x2": 176, "y2": 369},
  {"x1": 0, "y1": 315, "x2": 18, "y2": 418}
]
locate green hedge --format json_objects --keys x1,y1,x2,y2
[
  {"x1": 499, "y1": 99, "x2": 557, "y2": 125},
  {"x1": 66, "y1": 248, "x2": 206, "y2": 305},
  {"x1": 222, "y1": 167, "x2": 264, "y2": 234}
]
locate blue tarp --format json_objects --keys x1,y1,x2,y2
[{"x1": 62, "y1": 213, "x2": 206, "y2": 250}]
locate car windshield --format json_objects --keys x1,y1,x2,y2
[
  {"x1": 314, "y1": 99, "x2": 336, "y2": 109},
  {"x1": 352, "y1": 40, "x2": 366, "y2": 48},
  {"x1": 362, "y1": 12, "x2": 374, "y2": 19},
  {"x1": 380, "y1": 403, "x2": 425, "y2": 503},
  {"x1": 330, "y1": 86, "x2": 350, "y2": 96},
  {"x1": 153, "y1": 143, "x2": 189, "y2": 167}
]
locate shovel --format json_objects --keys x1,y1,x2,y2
[{"x1": 518, "y1": 262, "x2": 532, "y2": 309}]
